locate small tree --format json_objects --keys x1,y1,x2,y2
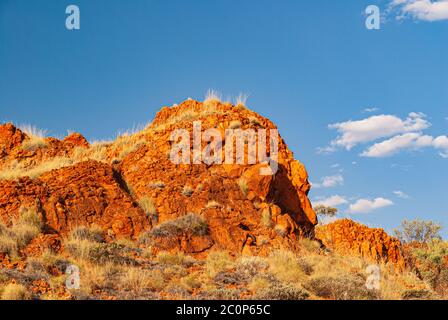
[
  {"x1": 314, "y1": 205, "x2": 338, "y2": 217},
  {"x1": 393, "y1": 219, "x2": 442, "y2": 244}
]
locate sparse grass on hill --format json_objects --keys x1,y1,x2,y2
[
  {"x1": 0, "y1": 232, "x2": 437, "y2": 300},
  {"x1": 19, "y1": 125, "x2": 48, "y2": 151},
  {"x1": 139, "y1": 213, "x2": 208, "y2": 244},
  {"x1": 0, "y1": 157, "x2": 74, "y2": 180},
  {"x1": 237, "y1": 178, "x2": 248, "y2": 197},
  {"x1": 205, "y1": 200, "x2": 221, "y2": 209},
  {"x1": 181, "y1": 185, "x2": 194, "y2": 197},
  {"x1": 138, "y1": 196, "x2": 157, "y2": 220},
  {"x1": 1, "y1": 283, "x2": 31, "y2": 300},
  {"x1": 0, "y1": 207, "x2": 42, "y2": 258}
]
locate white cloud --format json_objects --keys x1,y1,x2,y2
[
  {"x1": 393, "y1": 190, "x2": 410, "y2": 199},
  {"x1": 312, "y1": 175, "x2": 344, "y2": 188},
  {"x1": 313, "y1": 195, "x2": 348, "y2": 207},
  {"x1": 361, "y1": 132, "x2": 448, "y2": 158},
  {"x1": 324, "y1": 112, "x2": 430, "y2": 151},
  {"x1": 363, "y1": 107, "x2": 380, "y2": 113},
  {"x1": 390, "y1": 0, "x2": 448, "y2": 21},
  {"x1": 348, "y1": 197, "x2": 394, "y2": 214}
]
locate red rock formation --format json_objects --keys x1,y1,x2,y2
[
  {"x1": 0, "y1": 100, "x2": 321, "y2": 255},
  {"x1": 315, "y1": 219, "x2": 406, "y2": 270},
  {"x1": 0, "y1": 100, "x2": 408, "y2": 267},
  {"x1": 119, "y1": 100, "x2": 317, "y2": 255},
  {"x1": 0, "y1": 123, "x2": 26, "y2": 155},
  {"x1": 0, "y1": 160, "x2": 149, "y2": 239}
]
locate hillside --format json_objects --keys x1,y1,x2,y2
[{"x1": 0, "y1": 99, "x2": 438, "y2": 300}]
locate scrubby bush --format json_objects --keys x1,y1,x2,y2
[
  {"x1": 305, "y1": 275, "x2": 379, "y2": 300},
  {"x1": 141, "y1": 214, "x2": 208, "y2": 242},
  {"x1": 401, "y1": 289, "x2": 433, "y2": 300},
  {"x1": 314, "y1": 205, "x2": 338, "y2": 217},
  {"x1": 236, "y1": 256, "x2": 269, "y2": 278},
  {"x1": 410, "y1": 239, "x2": 448, "y2": 294},
  {"x1": 69, "y1": 225, "x2": 104, "y2": 243},
  {"x1": 255, "y1": 282, "x2": 309, "y2": 300},
  {"x1": 394, "y1": 219, "x2": 442, "y2": 244}
]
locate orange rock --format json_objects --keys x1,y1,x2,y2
[
  {"x1": 119, "y1": 100, "x2": 317, "y2": 255},
  {"x1": 0, "y1": 160, "x2": 149, "y2": 239},
  {"x1": 316, "y1": 219, "x2": 406, "y2": 270},
  {"x1": 0, "y1": 100, "x2": 317, "y2": 256}
]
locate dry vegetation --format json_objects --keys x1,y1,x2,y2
[
  {"x1": 0, "y1": 127, "x2": 148, "y2": 181},
  {"x1": 0, "y1": 207, "x2": 42, "y2": 259},
  {"x1": 19, "y1": 125, "x2": 48, "y2": 151},
  {"x1": 0, "y1": 93, "x2": 253, "y2": 181},
  {"x1": 0, "y1": 221, "x2": 438, "y2": 300}
]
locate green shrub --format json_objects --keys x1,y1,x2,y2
[
  {"x1": 410, "y1": 239, "x2": 448, "y2": 293},
  {"x1": 394, "y1": 219, "x2": 442, "y2": 244}
]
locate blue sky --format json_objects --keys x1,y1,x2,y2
[{"x1": 1, "y1": 0, "x2": 447, "y2": 236}]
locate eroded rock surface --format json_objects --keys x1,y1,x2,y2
[{"x1": 316, "y1": 219, "x2": 406, "y2": 269}]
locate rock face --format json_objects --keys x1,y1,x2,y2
[
  {"x1": 0, "y1": 100, "x2": 317, "y2": 256},
  {"x1": 120, "y1": 100, "x2": 317, "y2": 255},
  {"x1": 316, "y1": 219, "x2": 406, "y2": 270},
  {"x1": 0, "y1": 100, "x2": 405, "y2": 265},
  {"x1": 0, "y1": 160, "x2": 149, "y2": 239}
]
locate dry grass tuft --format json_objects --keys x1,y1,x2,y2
[
  {"x1": 140, "y1": 213, "x2": 208, "y2": 243},
  {"x1": 237, "y1": 178, "x2": 248, "y2": 197},
  {"x1": 234, "y1": 93, "x2": 248, "y2": 108},
  {"x1": 204, "y1": 89, "x2": 222, "y2": 105},
  {"x1": 0, "y1": 207, "x2": 42, "y2": 257},
  {"x1": 19, "y1": 125, "x2": 48, "y2": 151},
  {"x1": 0, "y1": 157, "x2": 74, "y2": 180},
  {"x1": 1, "y1": 283, "x2": 32, "y2": 300},
  {"x1": 206, "y1": 251, "x2": 234, "y2": 277},
  {"x1": 138, "y1": 196, "x2": 157, "y2": 219},
  {"x1": 267, "y1": 250, "x2": 307, "y2": 283},
  {"x1": 181, "y1": 185, "x2": 194, "y2": 197},
  {"x1": 205, "y1": 200, "x2": 222, "y2": 209}
]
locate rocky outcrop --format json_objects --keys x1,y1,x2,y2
[
  {"x1": 0, "y1": 123, "x2": 26, "y2": 155},
  {"x1": 0, "y1": 160, "x2": 149, "y2": 239},
  {"x1": 316, "y1": 219, "x2": 406, "y2": 270},
  {"x1": 119, "y1": 100, "x2": 317, "y2": 255},
  {"x1": 0, "y1": 124, "x2": 90, "y2": 172},
  {"x1": 1, "y1": 100, "x2": 406, "y2": 266},
  {"x1": 0, "y1": 100, "x2": 318, "y2": 256}
]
